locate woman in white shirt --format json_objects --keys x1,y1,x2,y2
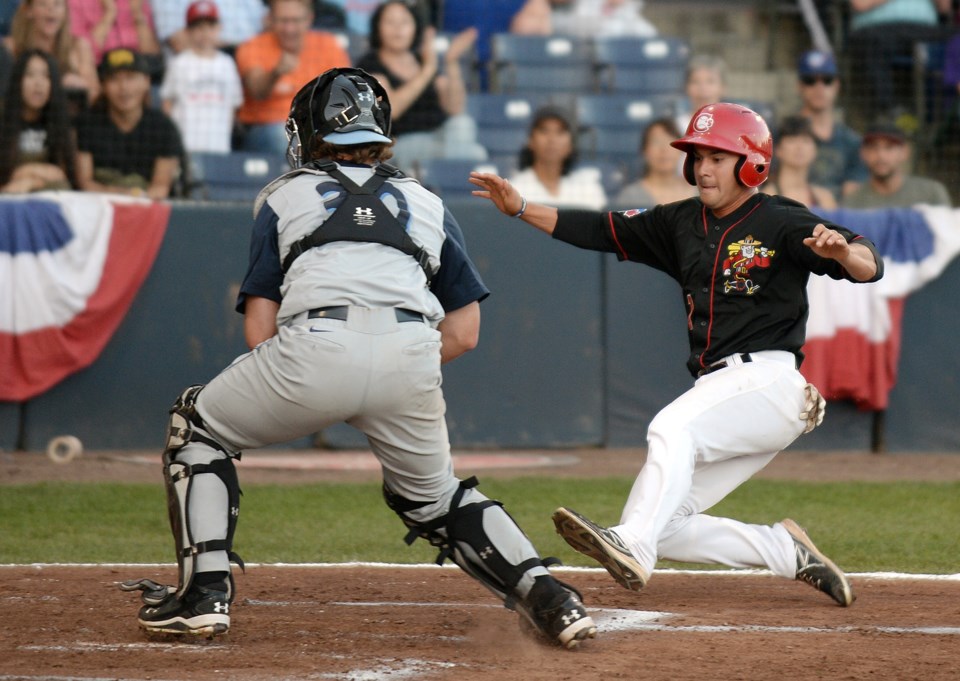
[{"x1": 509, "y1": 105, "x2": 607, "y2": 210}]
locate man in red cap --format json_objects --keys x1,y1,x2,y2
[{"x1": 471, "y1": 102, "x2": 883, "y2": 608}]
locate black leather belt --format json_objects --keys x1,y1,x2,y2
[
  {"x1": 697, "y1": 353, "x2": 753, "y2": 378},
  {"x1": 307, "y1": 306, "x2": 424, "y2": 323}
]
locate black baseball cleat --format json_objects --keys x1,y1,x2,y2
[
  {"x1": 516, "y1": 581, "x2": 597, "y2": 649},
  {"x1": 137, "y1": 585, "x2": 231, "y2": 637},
  {"x1": 552, "y1": 507, "x2": 649, "y2": 591},
  {"x1": 782, "y1": 518, "x2": 855, "y2": 607}
]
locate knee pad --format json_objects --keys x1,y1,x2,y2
[
  {"x1": 163, "y1": 386, "x2": 243, "y2": 600},
  {"x1": 164, "y1": 385, "x2": 229, "y2": 459},
  {"x1": 383, "y1": 477, "x2": 546, "y2": 604}
]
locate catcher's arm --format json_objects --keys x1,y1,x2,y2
[{"x1": 244, "y1": 295, "x2": 280, "y2": 349}]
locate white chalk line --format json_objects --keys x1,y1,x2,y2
[
  {"x1": 2, "y1": 562, "x2": 959, "y2": 582},
  {"x1": 8, "y1": 599, "x2": 960, "y2": 681}
]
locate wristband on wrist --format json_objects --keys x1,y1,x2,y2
[{"x1": 512, "y1": 196, "x2": 527, "y2": 218}]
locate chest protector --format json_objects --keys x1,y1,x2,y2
[{"x1": 280, "y1": 161, "x2": 436, "y2": 284}]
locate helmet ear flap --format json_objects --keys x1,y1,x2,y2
[
  {"x1": 734, "y1": 156, "x2": 747, "y2": 187},
  {"x1": 682, "y1": 154, "x2": 696, "y2": 185},
  {"x1": 735, "y1": 156, "x2": 767, "y2": 187}
]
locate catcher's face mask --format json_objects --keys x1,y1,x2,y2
[{"x1": 284, "y1": 116, "x2": 302, "y2": 169}]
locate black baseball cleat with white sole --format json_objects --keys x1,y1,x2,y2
[
  {"x1": 516, "y1": 580, "x2": 597, "y2": 649},
  {"x1": 782, "y1": 518, "x2": 855, "y2": 607},
  {"x1": 552, "y1": 507, "x2": 649, "y2": 591},
  {"x1": 137, "y1": 585, "x2": 231, "y2": 637}
]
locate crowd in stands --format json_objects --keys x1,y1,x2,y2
[{"x1": 0, "y1": 0, "x2": 956, "y2": 209}]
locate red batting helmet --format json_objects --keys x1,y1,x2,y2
[{"x1": 671, "y1": 103, "x2": 772, "y2": 187}]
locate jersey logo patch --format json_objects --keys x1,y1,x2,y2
[
  {"x1": 353, "y1": 206, "x2": 376, "y2": 226},
  {"x1": 721, "y1": 235, "x2": 774, "y2": 295},
  {"x1": 619, "y1": 208, "x2": 647, "y2": 218}
]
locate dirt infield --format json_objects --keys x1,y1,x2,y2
[
  {"x1": 1, "y1": 564, "x2": 959, "y2": 681},
  {"x1": 3, "y1": 448, "x2": 960, "y2": 680}
]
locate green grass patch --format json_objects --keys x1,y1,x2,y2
[{"x1": 1, "y1": 478, "x2": 958, "y2": 573}]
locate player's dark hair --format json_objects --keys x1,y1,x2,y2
[
  {"x1": 0, "y1": 48, "x2": 78, "y2": 188},
  {"x1": 518, "y1": 106, "x2": 578, "y2": 175},
  {"x1": 367, "y1": 0, "x2": 424, "y2": 52},
  {"x1": 311, "y1": 140, "x2": 394, "y2": 164}
]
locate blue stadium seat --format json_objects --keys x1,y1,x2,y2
[
  {"x1": 417, "y1": 159, "x2": 499, "y2": 198},
  {"x1": 593, "y1": 36, "x2": 690, "y2": 95},
  {"x1": 581, "y1": 126, "x2": 643, "y2": 168},
  {"x1": 575, "y1": 93, "x2": 677, "y2": 130},
  {"x1": 189, "y1": 151, "x2": 290, "y2": 202},
  {"x1": 489, "y1": 34, "x2": 598, "y2": 94},
  {"x1": 466, "y1": 93, "x2": 548, "y2": 157}
]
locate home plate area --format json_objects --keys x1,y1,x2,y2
[{"x1": 1, "y1": 564, "x2": 959, "y2": 681}]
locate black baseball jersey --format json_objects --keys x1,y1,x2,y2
[
  {"x1": 554, "y1": 193, "x2": 884, "y2": 377},
  {"x1": 75, "y1": 107, "x2": 183, "y2": 184}
]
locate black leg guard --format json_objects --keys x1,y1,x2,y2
[
  {"x1": 164, "y1": 455, "x2": 244, "y2": 600},
  {"x1": 122, "y1": 386, "x2": 244, "y2": 607},
  {"x1": 383, "y1": 477, "x2": 547, "y2": 606}
]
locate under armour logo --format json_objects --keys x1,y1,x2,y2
[
  {"x1": 230, "y1": 506, "x2": 239, "y2": 517},
  {"x1": 213, "y1": 601, "x2": 229, "y2": 613},
  {"x1": 479, "y1": 546, "x2": 494, "y2": 560},
  {"x1": 354, "y1": 206, "x2": 376, "y2": 226},
  {"x1": 561, "y1": 611, "x2": 581, "y2": 625}
]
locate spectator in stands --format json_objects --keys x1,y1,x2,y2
[
  {"x1": 550, "y1": 0, "x2": 657, "y2": 39},
  {"x1": 841, "y1": 121, "x2": 952, "y2": 208},
  {"x1": 154, "y1": 0, "x2": 266, "y2": 56},
  {"x1": 846, "y1": 0, "x2": 950, "y2": 127},
  {"x1": 356, "y1": 0, "x2": 486, "y2": 173},
  {"x1": 160, "y1": 1, "x2": 242, "y2": 154},
  {"x1": 794, "y1": 49, "x2": 867, "y2": 200},
  {"x1": 614, "y1": 117, "x2": 695, "y2": 207},
  {"x1": 75, "y1": 47, "x2": 183, "y2": 199},
  {"x1": 674, "y1": 54, "x2": 727, "y2": 132},
  {"x1": 510, "y1": 105, "x2": 606, "y2": 209},
  {"x1": 441, "y1": 0, "x2": 551, "y2": 84},
  {"x1": 0, "y1": 48, "x2": 78, "y2": 193},
  {"x1": 234, "y1": 0, "x2": 350, "y2": 154},
  {"x1": 67, "y1": 0, "x2": 161, "y2": 65},
  {"x1": 762, "y1": 115, "x2": 837, "y2": 209},
  {"x1": 4, "y1": 0, "x2": 100, "y2": 106}
]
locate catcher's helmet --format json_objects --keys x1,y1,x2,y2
[
  {"x1": 671, "y1": 102, "x2": 772, "y2": 188},
  {"x1": 285, "y1": 67, "x2": 392, "y2": 168}
]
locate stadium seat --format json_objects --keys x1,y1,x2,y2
[
  {"x1": 417, "y1": 159, "x2": 499, "y2": 198},
  {"x1": 489, "y1": 34, "x2": 598, "y2": 94},
  {"x1": 581, "y1": 126, "x2": 643, "y2": 169},
  {"x1": 575, "y1": 93, "x2": 677, "y2": 131},
  {"x1": 593, "y1": 36, "x2": 690, "y2": 96},
  {"x1": 466, "y1": 93, "x2": 549, "y2": 157},
  {"x1": 189, "y1": 151, "x2": 290, "y2": 202}
]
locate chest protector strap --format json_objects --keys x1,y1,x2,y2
[{"x1": 281, "y1": 161, "x2": 436, "y2": 284}]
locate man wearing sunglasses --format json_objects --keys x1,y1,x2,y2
[{"x1": 795, "y1": 50, "x2": 868, "y2": 201}]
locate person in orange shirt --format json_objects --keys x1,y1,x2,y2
[{"x1": 235, "y1": 0, "x2": 350, "y2": 154}]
